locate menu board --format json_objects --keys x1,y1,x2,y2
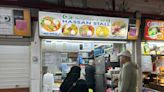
[
  {"x1": 128, "y1": 19, "x2": 140, "y2": 40},
  {"x1": 144, "y1": 20, "x2": 164, "y2": 40},
  {"x1": 142, "y1": 56, "x2": 153, "y2": 72},
  {"x1": 39, "y1": 11, "x2": 129, "y2": 39},
  {"x1": 42, "y1": 40, "x2": 80, "y2": 52},
  {"x1": 0, "y1": 7, "x2": 31, "y2": 36},
  {"x1": 82, "y1": 42, "x2": 94, "y2": 51},
  {"x1": 141, "y1": 42, "x2": 164, "y2": 55}
]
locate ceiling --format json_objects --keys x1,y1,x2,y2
[
  {"x1": 64, "y1": 0, "x2": 164, "y2": 15},
  {"x1": 0, "y1": 0, "x2": 163, "y2": 19}
]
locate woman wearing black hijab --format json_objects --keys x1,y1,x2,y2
[
  {"x1": 60, "y1": 66, "x2": 81, "y2": 92},
  {"x1": 69, "y1": 79, "x2": 89, "y2": 92}
]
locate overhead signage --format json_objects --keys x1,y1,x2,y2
[
  {"x1": 144, "y1": 20, "x2": 164, "y2": 40},
  {"x1": 39, "y1": 11, "x2": 129, "y2": 39}
]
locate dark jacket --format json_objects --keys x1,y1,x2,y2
[
  {"x1": 118, "y1": 62, "x2": 137, "y2": 92},
  {"x1": 60, "y1": 66, "x2": 81, "y2": 92},
  {"x1": 85, "y1": 65, "x2": 95, "y2": 89}
]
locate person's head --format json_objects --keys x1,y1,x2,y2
[
  {"x1": 89, "y1": 60, "x2": 94, "y2": 66},
  {"x1": 43, "y1": 66, "x2": 48, "y2": 75},
  {"x1": 118, "y1": 50, "x2": 131, "y2": 65},
  {"x1": 105, "y1": 57, "x2": 108, "y2": 61},
  {"x1": 68, "y1": 66, "x2": 81, "y2": 76},
  {"x1": 105, "y1": 54, "x2": 110, "y2": 61}
]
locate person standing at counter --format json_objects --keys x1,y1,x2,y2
[
  {"x1": 60, "y1": 66, "x2": 81, "y2": 92},
  {"x1": 85, "y1": 60, "x2": 95, "y2": 92},
  {"x1": 69, "y1": 79, "x2": 89, "y2": 92},
  {"x1": 117, "y1": 50, "x2": 137, "y2": 92}
]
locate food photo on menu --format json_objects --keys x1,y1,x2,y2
[
  {"x1": 111, "y1": 20, "x2": 127, "y2": 36},
  {"x1": 40, "y1": 16, "x2": 61, "y2": 32},
  {"x1": 79, "y1": 25, "x2": 94, "y2": 37},
  {"x1": 96, "y1": 26, "x2": 109, "y2": 37},
  {"x1": 62, "y1": 24, "x2": 78, "y2": 36}
]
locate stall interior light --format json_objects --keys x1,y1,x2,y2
[
  {"x1": 42, "y1": 39, "x2": 127, "y2": 45},
  {"x1": 145, "y1": 41, "x2": 164, "y2": 46}
]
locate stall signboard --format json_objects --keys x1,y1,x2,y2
[
  {"x1": 128, "y1": 19, "x2": 140, "y2": 40},
  {"x1": 39, "y1": 11, "x2": 129, "y2": 39},
  {"x1": 0, "y1": 7, "x2": 31, "y2": 36},
  {"x1": 144, "y1": 20, "x2": 164, "y2": 40}
]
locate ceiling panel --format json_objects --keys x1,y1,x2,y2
[{"x1": 65, "y1": 0, "x2": 164, "y2": 15}]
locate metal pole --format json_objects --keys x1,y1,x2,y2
[
  {"x1": 30, "y1": 22, "x2": 41, "y2": 92},
  {"x1": 112, "y1": 0, "x2": 115, "y2": 11},
  {"x1": 135, "y1": 19, "x2": 142, "y2": 92},
  {"x1": 82, "y1": 0, "x2": 87, "y2": 8}
]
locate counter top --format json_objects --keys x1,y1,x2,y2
[{"x1": 145, "y1": 82, "x2": 164, "y2": 92}]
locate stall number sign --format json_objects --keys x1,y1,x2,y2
[{"x1": 0, "y1": 7, "x2": 31, "y2": 36}]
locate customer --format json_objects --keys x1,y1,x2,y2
[
  {"x1": 117, "y1": 50, "x2": 137, "y2": 92},
  {"x1": 85, "y1": 60, "x2": 95, "y2": 92},
  {"x1": 60, "y1": 66, "x2": 81, "y2": 92},
  {"x1": 69, "y1": 79, "x2": 89, "y2": 92}
]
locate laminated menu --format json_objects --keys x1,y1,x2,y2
[{"x1": 141, "y1": 56, "x2": 153, "y2": 72}]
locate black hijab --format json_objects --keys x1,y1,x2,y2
[
  {"x1": 69, "y1": 79, "x2": 89, "y2": 92},
  {"x1": 60, "y1": 66, "x2": 81, "y2": 92}
]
